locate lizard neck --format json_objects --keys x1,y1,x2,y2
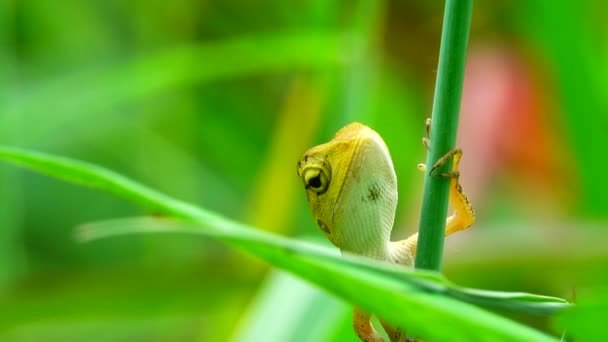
[
  {"x1": 340, "y1": 233, "x2": 418, "y2": 267},
  {"x1": 340, "y1": 241, "x2": 391, "y2": 261}
]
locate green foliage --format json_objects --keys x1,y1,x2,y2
[
  {"x1": 0, "y1": 146, "x2": 569, "y2": 341},
  {"x1": 555, "y1": 288, "x2": 608, "y2": 341},
  {"x1": 0, "y1": 33, "x2": 348, "y2": 145},
  {"x1": 0, "y1": 1, "x2": 606, "y2": 341},
  {"x1": 517, "y1": 1, "x2": 608, "y2": 217}
]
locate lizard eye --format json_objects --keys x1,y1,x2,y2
[
  {"x1": 301, "y1": 164, "x2": 331, "y2": 194},
  {"x1": 308, "y1": 174, "x2": 322, "y2": 188}
]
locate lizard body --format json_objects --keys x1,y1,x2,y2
[{"x1": 297, "y1": 122, "x2": 474, "y2": 342}]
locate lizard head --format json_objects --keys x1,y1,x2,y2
[{"x1": 297, "y1": 122, "x2": 398, "y2": 259}]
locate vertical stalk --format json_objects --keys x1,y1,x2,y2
[{"x1": 415, "y1": 0, "x2": 473, "y2": 271}]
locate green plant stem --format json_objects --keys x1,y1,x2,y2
[{"x1": 415, "y1": 0, "x2": 473, "y2": 271}]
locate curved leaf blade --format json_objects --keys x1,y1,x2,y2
[{"x1": 0, "y1": 146, "x2": 563, "y2": 341}]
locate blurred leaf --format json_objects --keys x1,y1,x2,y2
[
  {"x1": 441, "y1": 219, "x2": 608, "y2": 327},
  {"x1": 517, "y1": 1, "x2": 608, "y2": 217},
  {"x1": 338, "y1": 0, "x2": 385, "y2": 125},
  {"x1": 0, "y1": 169, "x2": 25, "y2": 284},
  {"x1": 554, "y1": 288, "x2": 608, "y2": 341},
  {"x1": 3, "y1": 317, "x2": 206, "y2": 342},
  {"x1": 231, "y1": 270, "x2": 353, "y2": 342},
  {"x1": 0, "y1": 0, "x2": 25, "y2": 286},
  {"x1": 0, "y1": 32, "x2": 352, "y2": 145},
  {"x1": 245, "y1": 76, "x2": 327, "y2": 233},
  {"x1": 0, "y1": 265, "x2": 249, "y2": 328},
  {"x1": 0, "y1": 146, "x2": 570, "y2": 341}
]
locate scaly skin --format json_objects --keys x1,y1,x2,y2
[{"x1": 297, "y1": 122, "x2": 475, "y2": 342}]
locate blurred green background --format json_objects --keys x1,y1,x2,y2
[{"x1": 0, "y1": 1, "x2": 606, "y2": 341}]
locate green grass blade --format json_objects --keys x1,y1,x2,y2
[
  {"x1": 448, "y1": 286, "x2": 572, "y2": 315},
  {"x1": 555, "y1": 288, "x2": 608, "y2": 341},
  {"x1": 0, "y1": 146, "x2": 214, "y2": 222},
  {"x1": 75, "y1": 220, "x2": 558, "y2": 342},
  {"x1": 230, "y1": 270, "x2": 352, "y2": 342},
  {"x1": 77, "y1": 216, "x2": 572, "y2": 318},
  {"x1": 0, "y1": 146, "x2": 563, "y2": 341}
]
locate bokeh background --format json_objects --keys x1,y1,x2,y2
[{"x1": 0, "y1": 1, "x2": 606, "y2": 341}]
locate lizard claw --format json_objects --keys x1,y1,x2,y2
[
  {"x1": 422, "y1": 118, "x2": 431, "y2": 151},
  {"x1": 429, "y1": 148, "x2": 462, "y2": 178}
]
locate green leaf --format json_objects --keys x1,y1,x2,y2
[
  {"x1": 230, "y1": 270, "x2": 353, "y2": 342},
  {"x1": 77, "y1": 216, "x2": 571, "y2": 317},
  {"x1": 0, "y1": 146, "x2": 567, "y2": 341},
  {"x1": 0, "y1": 32, "x2": 351, "y2": 145},
  {"x1": 448, "y1": 287, "x2": 571, "y2": 316},
  {"x1": 554, "y1": 287, "x2": 608, "y2": 341}
]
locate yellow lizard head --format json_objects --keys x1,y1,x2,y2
[{"x1": 297, "y1": 122, "x2": 398, "y2": 259}]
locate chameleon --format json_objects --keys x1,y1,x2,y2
[{"x1": 296, "y1": 121, "x2": 475, "y2": 342}]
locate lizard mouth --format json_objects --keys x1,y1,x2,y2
[{"x1": 316, "y1": 219, "x2": 331, "y2": 234}]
